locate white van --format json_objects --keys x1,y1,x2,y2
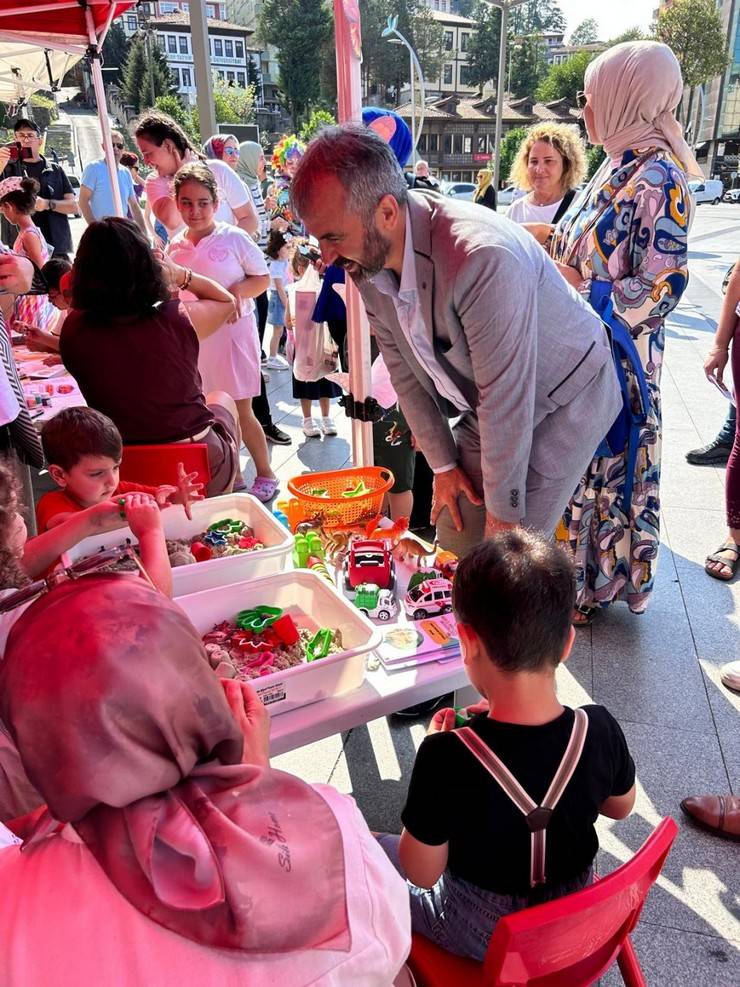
[{"x1": 689, "y1": 179, "x2": 724, "y2": 205}]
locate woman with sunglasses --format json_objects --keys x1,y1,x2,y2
[
  {"x1": 547, "y1": 41, "x2": 697, "y2": 626},
  {"x1": 203, "y1": 133, "x2": 240, "y2": 171}
]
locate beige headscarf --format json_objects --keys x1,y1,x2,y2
[{"x1": 584, "y1": 41, "x2": 703, "y2": 178}]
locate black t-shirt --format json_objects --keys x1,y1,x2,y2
[
  {"x1": 401, "y1": 705, "x2": 635, "y2": 895},
  {"x1": 11, "y1": 157, "x2": 74, "y2": 256}
]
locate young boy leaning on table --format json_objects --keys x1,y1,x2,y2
[{"x1": 377, "y1": 529, "x2": 636, "y2": 963}]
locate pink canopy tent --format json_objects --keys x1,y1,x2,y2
[
  {"x1": 333, "y1": 0, "x2": 373, "y2": 466},
  {"x1": 0, "y1": 0, "x2": 136, "y2": 216}
]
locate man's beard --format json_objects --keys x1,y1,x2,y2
[{"x1": 341, "y1": 225, "x2": 391, "y2": 283}]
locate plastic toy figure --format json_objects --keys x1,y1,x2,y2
[
  {"x1": 403, "y1": 577, "x2": 453, "y2": 621},
  {"x1": 343, "y1": 539, "x2": 396, "y2": 595},
  {"x1": 352, "y1": 583, "x2": 398, "y2": 622}
]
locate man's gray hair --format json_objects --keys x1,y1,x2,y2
[{"x1": 291, "y1": 123, "x2": 408, "y2": 222}]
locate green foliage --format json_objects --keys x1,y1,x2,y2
[
  {"x1": 102, "y1": 21, "x2": 129, "y2": 82},
  {"x1": 466, "y1": 0, "x2": 501, "y2": 92},
  {"x1": 653, "y1": 0, "x2": 729, "y2": 89},
  {"x1": 586, "y1": 144, "x2": 606, "y2": 179},
  {"x1": 153, "y1": 94, "x2": 199, "y2": 143},
  {"x1": 212, "y1": 78, "x2": 256, "y2": 124},
  {"x1": 509, "y1": 36, "x2": 549, "y2": 99},
  {"x1": 606, "y1": 26, "x2": 646, "y2": 47},
  {"x1": 359, "y1": 1, "x2": 444, "y2": 106},
  {"x1": 509, "y1": 0, "x2": 566, "y2": 35},
  {"x1": 259, "y1": 0, "x2": 332, "y2": 126},
  {"x1": 569, "y1": 18, "x2": 599, "y2": 46},
  {"x1": 121, "y1": 36, "x2": 147, "y2": 111},
  {"x1": 500, "y1": 126, "x2": 528, "y2": 184},
  {"x1": 536, "y1": 50, "x2": 595, "y2": 103},
  {"x1": 300, "y1": 109, "x2": 336, "y2": 142}
]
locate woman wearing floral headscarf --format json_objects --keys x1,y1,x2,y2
[
  {"x1": 549, "y1": 41, "x2": 697, "y2": 624},
  {"x1": 0, "y1": 576, "x2": 411, "y2": 985}
]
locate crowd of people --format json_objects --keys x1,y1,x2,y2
[{"x1": 0, "y1": 36, "x2": 737, "y2": 985}]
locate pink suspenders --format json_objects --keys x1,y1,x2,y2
[{"x1": 454, "y1": 708, "x2": 589, "y2": 888}]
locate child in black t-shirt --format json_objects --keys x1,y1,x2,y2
[{"x1": 378, "y1": 529, "x2": 636, "y2": 962}]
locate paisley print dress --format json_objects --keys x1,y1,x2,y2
[{"x1": 550, "y1": 149, "x2": 691, "y2": 613}]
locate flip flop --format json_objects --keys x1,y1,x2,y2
[
  {"x1": 248, "y1": 476, "x2": 279, "y2": 503},
  {"x1": 704, "y1": 541, "x2": 739, "y2": 582}
]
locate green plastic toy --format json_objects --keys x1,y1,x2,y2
[
  {"x1": 306, "y1": 628, "x2": 333, "y2": 661},
  {"x1": 236, "y1": 605, "x2": 283, "y2": 632},
  {"x1": 341, "y1": 480, "x2": 369, "y2": 499},
  {"x1": 207, "y1": 518, "x2": 246, "y2": 535},
  {"x1": 293, "y1": 532, "x2": 325, "y2": 568}
]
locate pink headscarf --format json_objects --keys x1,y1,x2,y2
[
  {"x1": 584, "y1": 41, "x2": 703, "y2": 178},
  {"x1": 0, "y1": 576, "x2": 350, "y2": 953}
]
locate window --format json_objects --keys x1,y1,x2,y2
[
  {"x1": 182, "y1": 68, "x2": 192, "y2": 87},
  {"x1": 167, "y1": 35, "x2": 177, "y2": 53},
  {"x1": 206, "y1": 4, "x2": 216, "y2": 15},
  {"x1": 443, "y1": 134, "x2": 452, "y2": 154},
  {"x1": 178, "y1": 35, "x2": 188, "y2": 54},
  {"x1": 126, "y1": 16, "x2": 137, "y2": 31},
  {"x1": 461, "y1": 33, "x2": 469, "y2": 53},
  {"x1": 214, "y1": 38, "x2": 223, "y2": 56},
  {"x1": 418, "y1": 134, "x2": 427, "y2": 152},
  {"x1": 477, "y1": 135, "x2": 487, "y2": 153},
  {"x1": 227, "y1": 70, "x2": 235, "y2": 83},
  {"x1": 235, "y1": 40, "x2": 244, "y2": 59},
  {"x1": 460, "y1": 65, "x2": 473, "y2": 86},
  {"x1": 225, "y1": 39, "x2": 233, "y2": 57},
  {"x1": 237, "y1": 71, "x2": 246, "y2": 87},
  {"x1": 464, "y1": 136, "x2": 472, "y2": 154},
  {"x1": 429, "y1": 133, "x2": 439, "y2": 152},
  {"x1": 443, "y1": 64, "x2": 453, "y2": 85},
  {"x1": 453, "y1": 134, "x2": 463, "y2": 154},
  {"x1": 171, "y1": 67, "x2": 180, "y2": 86},
  {"x1": 444, "y1": 31, "x2": 453, "y2": 52}
]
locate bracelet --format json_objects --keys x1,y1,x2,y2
[{"x1": 178, "y1": 268, "x2": 192, "y2": 291}]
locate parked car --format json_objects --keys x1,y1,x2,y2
[
  {"x1": 497, "y1": 185, "x2": 526, "y2": 207},
  {"x1": 352, "y1": 583, "x2": 398, "y2": 622},
  {"x1": 689, "y1": 179, "x2": 724, "y2": 205},
  {"x1": 723, "y1": 188, "x2": 740, "y2": 203},
  {"x1": 343, "y1": 540, "x2": 396, "y2": 594},
  {"x1": 403, "y1": 577, "x2": 453, "y2": 621},
  {"x1": 442, "y1": 181, "x2": 477, "y2": 201}
]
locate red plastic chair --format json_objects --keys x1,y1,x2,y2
[
  {"x1": 407, "y1": 817, "x2": 678, "y2": 987},
  {"x1": 119, "y1": 443, "x2": 211, "y2": 490}
]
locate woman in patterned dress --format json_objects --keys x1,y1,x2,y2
[{"x1": 549, "y1": 42, "x2": 701, "y2": 623}]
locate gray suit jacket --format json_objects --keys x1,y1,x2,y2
[{"x1": 358, "y1": 192, "x2": 616, "y2": 521}]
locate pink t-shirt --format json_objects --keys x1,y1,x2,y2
[{"x1": 0, "y1": 785, "x2": 411, "y2": 986}]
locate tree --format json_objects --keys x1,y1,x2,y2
[
  {"x1": 359, "y1": 1, "x2": 444, "y2": 106},
  {"x1": 606, "y1": 26, "x2": 646, "y2": 47},
  {"x1": 153, "y1": 94, "x2": 199, "y2": 143},
  {"x1": 569, "y1": 18, "x2": 598, "y2": 46},
  {"x1": 466, "y1": 0, "x2": 501, "y2": 92},
  {"x1": 653, "y1": 0, "x2": 728, "y2": 89},
  {"x1": 259, "y1": 0, "x2": 332, "y2": 126},
  {"x1": 536, "y1": 50, "x2": 595, "y2": 103},
  {"x1": 509, "y1": 1, "x2": 566, "y2": 36},
  {"x1": 212, "y1": 78, "x2": 256, "y2": 124},
  {"x1": 300, "y1": 109, "x2": 335, "y2": 142},
  {"x1": 101, "y1": 21, "x2": 129, "y2": 83},
  {"x1": 121, "y1": 36, "x2": 147, "y2": 111},
  {"x1": 500, "y1": 126, "x2": 528, "y2": 185},
  {"x1": 138, "y1": 43, "x2": 176, "y2": 112},
  {"x1": 509, "y1": 36, "x2": 548, "y2": 99},
  {"x1": 586, "y1": 144, "x2": 605, "y2": 179}
]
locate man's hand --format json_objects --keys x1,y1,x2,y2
[
  {"x1": 522, "y1": 222, "x2": 554, "y2": 245},
  {"x1": 220, "y1": 679, "x2": 270, "y2": 767},
  {"x1": 484, "y1": 513, "x2": 517, "y2": 539},
  {"x1": 34, "y1": 197, "x2": 49, "y2": 212},
  {"x1": 431, "y1": 466, "x2": 483, "y2": 532},
  {"x1": 0, "y1": 254, "x2": 33, "y2": 296},
  {"x1": 0, "y1": 147, "x2": 11, "y2": 172},
  {"x1": 554, "y1": 261, "x2": 583, "y2": 289},
  {"x1": 427, "y1": 707, "x2": 456, "y2": 735}
]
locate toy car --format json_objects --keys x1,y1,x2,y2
[
  {"x1": 353, "y1": 583, "x2": 399, "y2": 621},
  {"x1": 403, "y1": 577, "x2": 453, "y2": 621},
  {"x1": 343, "y1": 539, "x2": 396, "y2": 594}
]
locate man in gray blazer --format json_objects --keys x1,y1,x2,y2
[{"x1": 292, "y1": 126, "x2": 621, "y2": 553}]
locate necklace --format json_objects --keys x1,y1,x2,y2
[{"x1": 530, "y1": 191, "x2": 562, "y2": 207}]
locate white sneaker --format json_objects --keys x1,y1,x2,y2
[
  {"x1": 321, "y1": 416, "x2": 337, "y2": 436},
  {"x1": 265, "y1": 355, "x2": 288, "y2": 370},
  {"x1": 302, "y1": 417, "x2": 321, "y2": 437}
]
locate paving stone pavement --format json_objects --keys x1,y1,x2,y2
[{"x1": 254, "y1": 257, "x2": 740, "y2": 985}]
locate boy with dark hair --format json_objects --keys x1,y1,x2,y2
[
  {"x1": 379, "y1": 529, "x2": 636, "y2": 962},
  {"x1": 36, "y1": 407, "x2": 203, "y2": 532}
]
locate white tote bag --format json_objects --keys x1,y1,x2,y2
[{"x1": 291, "y1": 266, "x2": 339, "y2": 382}]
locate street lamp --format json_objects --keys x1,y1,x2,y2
[
  {"x1": 484, "y1": 0, "x2": 528, "y2": 194},
  {"x1": 382, "y1": 15, "x2": 426, "y2": 165}
]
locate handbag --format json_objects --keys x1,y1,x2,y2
[{"x1": 291, "y1": 266, "x2": 339, "y2": 382}]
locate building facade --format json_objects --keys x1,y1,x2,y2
[
  {"x1": 428, "y1": 9, "x2": 478, "y2": 96},
  {"x1": 396, "y1": 94, "x2": 581, "y2": 183},
  {"x1": 121, "y1": 2, "x2": 228, "y2": 36}
]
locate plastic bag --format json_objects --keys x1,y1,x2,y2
[{"x1": 291, "y1": 266, "x2": 339, "y2": 382}]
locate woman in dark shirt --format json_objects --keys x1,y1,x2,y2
[{"x1": 60, "y1": 218, "x2": 240, "y2": 496}]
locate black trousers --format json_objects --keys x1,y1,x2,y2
[{"x1": 253, "y1": 291, "x2": 273, "y2": 430}]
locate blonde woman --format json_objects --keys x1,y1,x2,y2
[
  {"x1": 473, "y1": 169, "x2": 496, "y2": 210},
  {"x1": 507, "y1": 122, "x2": 587, "y2": 225}
]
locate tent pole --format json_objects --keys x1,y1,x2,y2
[
  {"x1": 334, "y1": 0, "x2": 373, "y2": 468},
  {"x1": 84, "y1": 4, "x2": 123, "y2": 217}
]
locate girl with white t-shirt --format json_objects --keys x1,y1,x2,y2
[
  {"x1": 505, "y1": 122, "x2": 587, "y2": 227},
  {"x1": 135, "y1": 111, "x2": 258, "y2": 241},
  {"x1": 168, "y1": 163, "x2": 278, "y2": 503}
]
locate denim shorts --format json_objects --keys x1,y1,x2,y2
[
  {"x1": 377, "y1": 833, "x2": 592, "y2": 963},
  {"x1": 267, "y1": 291, "x2": 285, "y2": 327}
]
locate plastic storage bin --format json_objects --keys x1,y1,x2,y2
[
  {"x1": 177, "y1": 569, "x2": 381, "y2": 716},
  {"x1": 62, "y1": 493, "x2": 294, "y2": 597}
]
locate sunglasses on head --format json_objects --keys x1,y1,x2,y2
[{"x1": 575, "y1": 91, "x2": 588, "y2": 110}]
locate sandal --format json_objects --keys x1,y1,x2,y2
[
  {"x1": 705, "y1": 541, "x2": 739, "y2": 582},
  {"x1": 573, "y1": 605, "x2": 597, "y2": 627},
  {"x1": 248, "y1": 476, "x2": 279, "y2": 503}
]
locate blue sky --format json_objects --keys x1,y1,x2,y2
[{"x1": 557, "y1": 0, "x2": 654, "y2": 40}]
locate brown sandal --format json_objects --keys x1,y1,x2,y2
[{"x1": 705, "y1": 541, "x2": 739, "y2": 581}]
